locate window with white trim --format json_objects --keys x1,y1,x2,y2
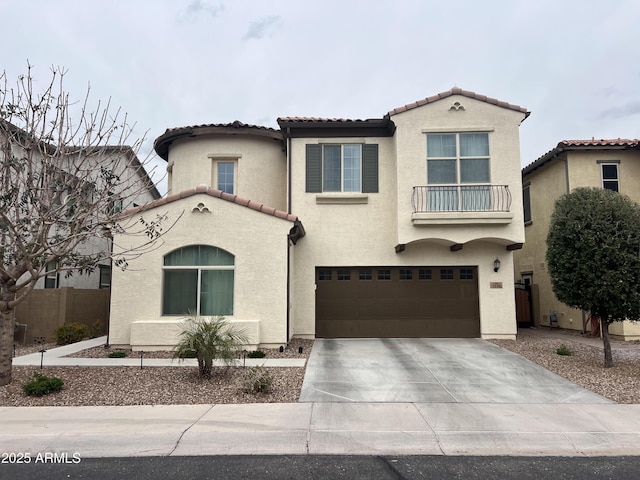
[
  {"x1": 45, "y1": 261, "x2": 59, "y2": 289},
  {"x1": 216, "y1": 161, "x2": 235, "y2": 194},
  {"x1": 601, "y1": 163, "x2": 619, "y2": 192},
  {"x1": 305, "y1": 144, "x2": 378, "y2": 193},
  {"x1": 323, "y1": 145, "x2": 361, "y2": 192},
  {"x1": 426, "y1": 133, "x2": 491, "y2": 211},
  {"x1": 162, "y1": 245, "x2": 234, "y2": 316}
]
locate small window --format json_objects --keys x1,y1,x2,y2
[
  {"x1": 217, "y1": 162, "x2": 235, "y2": 194},
  {"x1": 399, "y1": 269, "x2": 413, "y2": 280},
  {"x1": 378, "y1": 269, "x2": 391, "y2": 280},
  {"x1": 523, "y1": 184, "x2": 531, "y2": 224},
  {"x1": 440, "y1": 269, "x2": 454, "y2": 280},
  {"x1": 44, "y1": 261, "x2": 59, "y2": 289},
  {"x1": 460, "y1": 268, "x2": 474, "y2": 280},
  {"x1": 337, "y1": 270, "x2": 351, "y2": 281},
  {"x1": 601, "y1": 164, "x2": 619, "y2": 192},
  {"x1": 418, "y1": 269, "x2": 432, "y2": 280},
  {"x1": 359, "y1": 270, "x2": 372, "y2": 280},
  {"x1": 99, "y1": 265, "x2": 112, "y2": 289},
  {"x1": 318, "y1": 270, "x2": 332, "y2": 281}
]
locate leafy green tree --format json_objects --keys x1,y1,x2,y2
[
  {"x1": 173, "y1": 315, "x2": 248, "y2": 377},
  {"x1": 546, "y1": 187, "x2": 640, "y2": 367},
  {"x1": 0, "y1": 64, "x2": 170, "y2": 386}
]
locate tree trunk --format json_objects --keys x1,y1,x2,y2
[
  {"x1": 0, "y1": 306, "x2": 15, "y2": 386},
  {"x1": 601, "y1": 317, "x2": 613, "y2": 368}
]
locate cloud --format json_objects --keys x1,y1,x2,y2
[
  {"x1": 179, "y1": 1, "x2": 223, "y2": 21},
  {"x1": 597, "y1": 101, "x2": 640, "y2": 120},
  {"x1": 243, "y1": 16, "x2": 281, "y2": 40}
]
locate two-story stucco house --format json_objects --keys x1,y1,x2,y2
[
  {"x1": 514, "y1": 139, "x2": 640, "y2": 340},
  {"x1": 109, "y1": 88, "x2": 530, "y2": 350}
]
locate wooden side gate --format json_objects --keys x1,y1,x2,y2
[{"x1": 515, "y1": 282, "x2": 533, "y2": 328}]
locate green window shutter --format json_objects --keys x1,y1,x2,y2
[
  {"x1": 362, "y1": 144, "x2": 379, "y2": 193},
  {"x1": 305, "y1": 144, "x2": 322, "y2": 193}
]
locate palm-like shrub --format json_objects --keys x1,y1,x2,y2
[{"x1": 173, "y1": 315, "x2": 248, "y2": 377}]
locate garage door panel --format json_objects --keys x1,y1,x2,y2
[{"x1": 316, "y1": 266, "x2": 480, "y2": 338}]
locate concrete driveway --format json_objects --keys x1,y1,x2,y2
[{"x1": 299, "y1": 338, "x2": 611, "y2": 404}]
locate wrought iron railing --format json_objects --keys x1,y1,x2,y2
[{"x1": 411, "y1": 185, "x2": 511, "y2": 213}]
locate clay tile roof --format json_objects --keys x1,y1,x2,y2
[
  {"x1": 388, "y1": 87, "x2": 530, "y2": 118},
  {"x1": 118, "y1": 184, "x2": 299, "y2": 223},
  {"x1": 558, "y1": 138, "x2": 640, "y2": 148},
  {"x1": 523, "y1": 138, "x2": 640, "y2": 176},
  {"x1": 153, "y1": 121, "x2": 283, "y2": 160}
]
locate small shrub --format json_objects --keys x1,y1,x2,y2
[
  {"x1": 23, "y1": 373, "x2": 64, "y2": 396},
  {"x1": 108, "y1": 350, "x2": 127, "y2": 358},
  {"x1": 242, "y1": 366, "x2": 273, "y2": 394},
  {"x1": 556, "y1": 344, "x2": 573, "y2": 356},
  {"x1": 90, "y1": 319, "x2": 105, "y2": 338},
  {"x1": 56, "y1": 322, "x2": 89, "y2": 345},
  {"x1": 247, "y1": 350, "x2": 266, "y2": 358}
]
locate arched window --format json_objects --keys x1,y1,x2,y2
[{"x1": 163, "y1": 245, "x2": 234, "y2": 316}]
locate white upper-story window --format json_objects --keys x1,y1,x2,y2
[
  {"x1": 600, "y1": 163, "x2": 619, "y2": 192},
  {"x1": 425, "y1": 133, "x2": 491, "y2": 211},
  {"x1": 305, "y1": 143, "x2": 378, "y2": 194},
  {"x1": 427, "y1": 133, "x2": 490, "y2": 184},
  {"x1": 217, "y1": 162, "x2": 235, "y2": 194},
  {"x1": 322, "y1": 145, "x2": 361, "y2": 192}
]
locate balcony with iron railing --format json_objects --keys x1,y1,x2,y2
[{"x1": 410, "y1": 185, "x2": 514, "y2": 225}]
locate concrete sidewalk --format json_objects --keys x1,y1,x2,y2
[
  {"x1": 2, "y1": 402, "x2": 640, "y2": 457},
  {"x1": 5, "y1": 333, "x2": 640, "y2": 457}
]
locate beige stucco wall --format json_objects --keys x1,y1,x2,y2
[
  {"x1": 166, "y1": 134, "x2": 286, "y2": 211},
  {"x1": 515, "y1": 148, "x2": 640, "y2": 339},
  {"x1": 514, "y1": 159, "x2": 568, "y2": 327},
  {"x1": 288, "y1": 96, "x2": 526, "y2": 340},
  {"x1": 109, "y1": 193, "x2": 294, "y2": 349},
  {"x1": 392, "y1": 94, "x2": 527, "y2": 246}
]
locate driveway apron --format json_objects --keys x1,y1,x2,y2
[{"x1": 299, "y1": 338, "x2": 611, "y2": 403}]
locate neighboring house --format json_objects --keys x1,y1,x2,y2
[
  {"x1": 34, "y1": 145, "x2": 161, "y2": 291},
  {"x1": 514, "y1": 138, "x2": 640, "y2": 340},
  {"x1": 109, "y1": 88, "x2": 530, "y2": 350}
]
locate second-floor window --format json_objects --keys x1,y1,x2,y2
[
  {"x1": 305, "y1": 143, "x2": 379, "y2": 194},
  {"x1": 601, "y1": 163, "x2": 619, "y2": 192},
  {"x1": 523, "y1": 183, "x2": 532, "y2": 224},
  {"x1": 45, "y1": 261, "x2": 59, "y2": 289},
  {"x1": 426, "y1": 133, "x2": 490, "y2": 211},
  {"x1": 323, "y1": 145, "x2": 361, "y2": 192},
  {"x1": 217, "y1": 162, "x2": 235, "y2": 194}
]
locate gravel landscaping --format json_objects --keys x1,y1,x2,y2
[
  {"x1": 2, "y1": 329, "x2": 639, "y2": 406},
  {"x1": 488, "y1": 328, "x2": 640, "y2": 404}
]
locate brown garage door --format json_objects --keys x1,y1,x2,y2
[{"x1": 316, "y1": 267, "x2": 480, "y2": 338}]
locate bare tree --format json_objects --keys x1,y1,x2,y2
[{"x1": 0, "y1": 64, "x2": 172, "y2": 385}]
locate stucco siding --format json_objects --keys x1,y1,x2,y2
[
  {"x1": 109, "y1": 194, "x2": 293, "y2": 348},
  {"x1": 167, "y1": 135, "x2": 286, "y2": 210},
  {"x1": 517, "y1": 147, "x2": 640, "y2": 339},
  {"x1": 391, "y1": 95, "x2": 526, "y2": 246}
]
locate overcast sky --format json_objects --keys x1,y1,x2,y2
[{"x1": 4, "y1": 0, "x2": 639, "y2": 194}]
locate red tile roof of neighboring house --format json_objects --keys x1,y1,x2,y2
[
  {"x1": 557, "y1": 138, "x2": 640, "y2": 148},
  {"x1": 388, "y1": 87, "x2": 531, "y2": 118},
  {"x1": 153, "y1": 121, "x2": 283, "y2": 160},
  {"x1": 118, "y1": 184, "x2": 299, "y2": 222},
  {"x1": 523, "y1": 138, "x2": 640, "y2": 176}
]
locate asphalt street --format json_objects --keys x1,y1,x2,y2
[{"x1": 2, "y1": 455, "x2": 639, "y2": 480}]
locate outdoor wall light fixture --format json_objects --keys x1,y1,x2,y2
[{"x1": 493, "y1": 258, "x2": 501, "y2": 273}]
